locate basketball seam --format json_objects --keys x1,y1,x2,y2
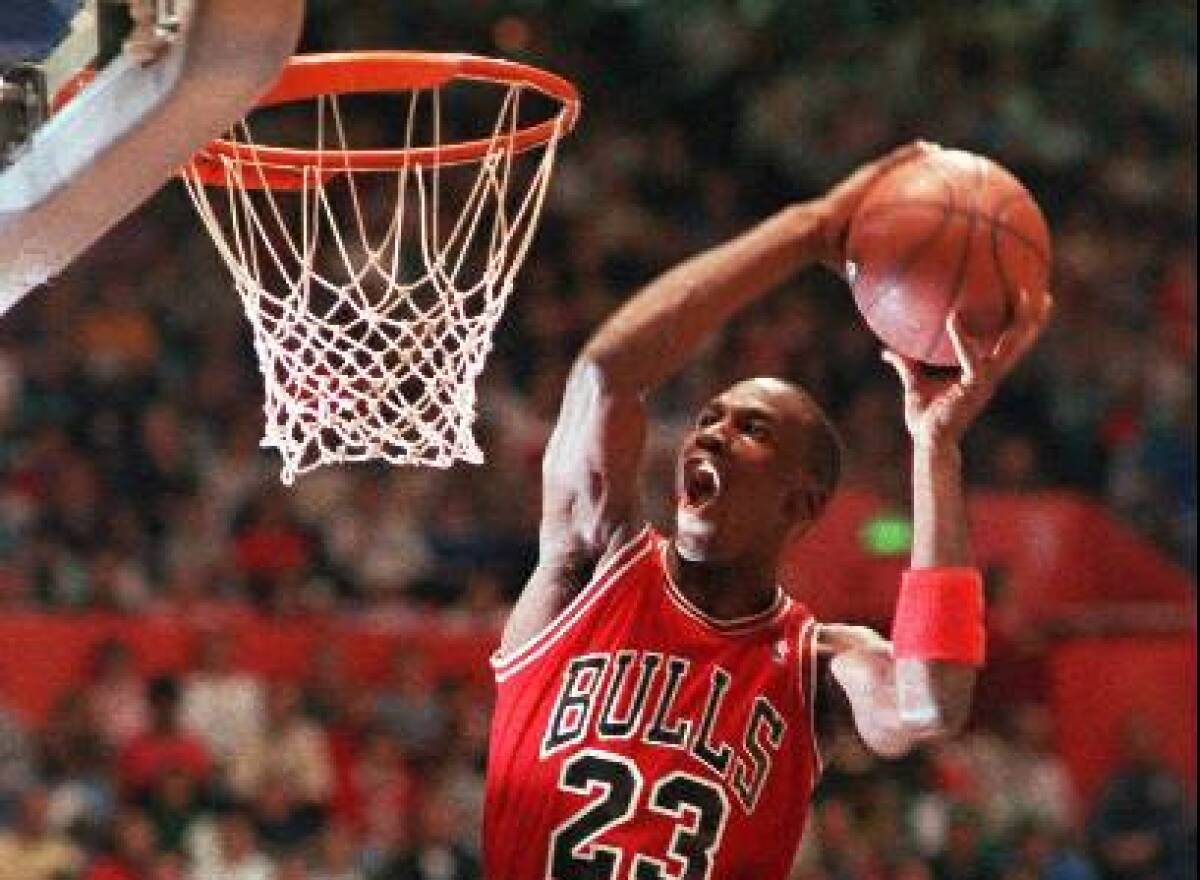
[
  {"x1": 853, "y1": 167, "x2": 956, "y2": 316},
  {"x1": 853, "y1": 201, "x2": 1050, "y2": 266},
  {"x1": 991, "y1": 207, "x2": 1020, "y2": 331},
  {"x1": 921, "y1": 156, "x2": 984, "y2": 362}
]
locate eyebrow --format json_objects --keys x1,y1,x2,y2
[
  {"x1": 738, "y1": 404, "x2": 777, "y2": 421},
  {"x1": 702, "y1": 400, "x2": 779, "y2": 423}
]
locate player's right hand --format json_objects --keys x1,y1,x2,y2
[{"x1": 813, "y1": 140, "x2": 939, "y2": 272}]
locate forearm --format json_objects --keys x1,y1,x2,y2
[
  {"x1": 895, "y1": 440, "x2": 977, "y2": 737},
  {"x1": 910, "y1": 441, "x2": 969, "y2": 567},
  {"x1": 868, "y1": 240, "x2": 1050, "y2": 753},
  {"x1": 582, "y1": 202, "x2": 827, "y2": 393}
]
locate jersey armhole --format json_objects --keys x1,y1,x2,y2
[{"x1": 491, "y1": 525, "x2": 653, "y2": 684}]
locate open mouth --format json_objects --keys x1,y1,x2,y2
[{"x1": 682, "y1": 458, "x2": 722, "y2": 509}]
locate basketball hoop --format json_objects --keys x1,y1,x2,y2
[{"x1": 180, "y1": 52, "x2": 579, "y2": 484}]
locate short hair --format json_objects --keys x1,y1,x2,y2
[
  {"x1": 147, "y1": 675, "x2": 179, "y2": 706},
  {"x1": 791, "y1": 389, "x2": 843, "y2": 515},
  {"x1": 720, "y1": 377, "x2": 844, "y2": 516}
]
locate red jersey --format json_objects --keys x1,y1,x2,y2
[{"x1": 485, "y1": 526, "x2": 822, "y2": 880}]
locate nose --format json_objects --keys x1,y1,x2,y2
[{"x1": 695, "y1": 418, "x2": 730, "y2": 454}]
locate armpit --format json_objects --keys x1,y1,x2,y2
[{"x1": 813, "y1": 653, "x2": 857, "y2": 763}]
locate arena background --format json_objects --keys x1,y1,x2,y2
[{"x1": 0, "y1": 2, "x2": 1195, "y2": 878}]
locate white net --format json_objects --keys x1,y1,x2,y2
[{"x1": 182, "y1": 77, "x2": 568, "y2": 484}]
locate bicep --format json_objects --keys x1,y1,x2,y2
[
  {"x1": 540, "y1": 358, "x2": 647, "y2": 558},
  {"x1": 817, "y1": 624, "x2": 912, "y2": 760},
  {"x1": 829, "y1": 647, "x2": 911, "y2": 759},
  {"x1": 499, "y1": 359, "x2": 647, "y2": 658}
]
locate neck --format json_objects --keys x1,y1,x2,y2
[{"x1": 666, "y1": 543, "x2": 779, "y2": 621}]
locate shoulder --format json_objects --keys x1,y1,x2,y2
[
  {"x1": 543, "y1": 521, "x2": 660, "y2": 601},
  {"x1": 495, "y1": 523, "x2": 658, "y2": 674}
]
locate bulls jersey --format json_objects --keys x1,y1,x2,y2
[{"x1": 485, "y1": 525, "x2": 823, "y2": 880}]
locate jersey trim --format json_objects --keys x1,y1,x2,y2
[
  {"x1": 798, "y1": 617, "x2": 823, "y2": 788},
  {"x1": 657, "y1": 538, "x2": 792, "y2": 636},
  {"x1": 492, "y1": 525, "x2": 654, "y2": 683}
]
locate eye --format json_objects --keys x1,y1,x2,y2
[
  {"x1": 697, "y1": 408, "x2": 719, "y2": 428},
  {"x1": 741, "y1": 417, "x2": 772, "y2": 442}
]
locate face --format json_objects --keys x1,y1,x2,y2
[
  {"x1": 116, "y1": 812, "x2": 156, "y2": 861},
  {"x1": 675, "y1": 378, "x2": 823, "y2": 563}
]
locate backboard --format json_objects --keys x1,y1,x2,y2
[{"x1": 0, "y1": 0, "x2": 304, "y2": 314}]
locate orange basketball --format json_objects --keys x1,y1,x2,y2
[{"x1": 845, "y1": 147, "x2": 1052, "y2": 366}]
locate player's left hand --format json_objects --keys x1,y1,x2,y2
[{"x1": 882, "y1": 288, "x2": 1053, "y2": 448}]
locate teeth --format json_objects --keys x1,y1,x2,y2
[{"x1": 683, "y1": 459, "x2": 720, "y2": 507}]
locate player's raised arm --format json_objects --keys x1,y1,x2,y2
[
  {"x1": 499, "y1": 143, "x2": 934, "y2": 657},
  {"x1": 823, "y1": 288, "x2": 1052, "y2": 758}
]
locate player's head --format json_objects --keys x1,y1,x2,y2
[{"x1": 675, "y1": 377, "x2": 841, "y2": 564}]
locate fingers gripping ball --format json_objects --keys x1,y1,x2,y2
[{"x1": 846, "y1": 147, "x2": 1052, "y2": 366}]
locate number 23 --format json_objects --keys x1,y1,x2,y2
[{"x1": 548, "y1": 749, "x2": 730, "y2": 880}]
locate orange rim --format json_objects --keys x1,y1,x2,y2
[{"x1": 187, "y1": 51, "x2": 581, "y2": 190}]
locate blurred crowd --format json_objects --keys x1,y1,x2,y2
[
  {"x1": 0, "y1": 0, "x2": 1195, "y2": 878},
  {"x1": 0, "y1": 634, "x2": 1194, "y2": 880}
]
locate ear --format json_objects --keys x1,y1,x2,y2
[{"x1": 783, "y1": 483, "x2": 822, "y2": 529}]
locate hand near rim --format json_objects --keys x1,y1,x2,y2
[{"x1": 882, "y1": 288, "x2": 1054, "y2": 449}]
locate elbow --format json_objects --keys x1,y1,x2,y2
[
  {"x1": 894, "y1": 660, "x2": 977, "y2": 748},
  {"x1": 572, "y1": 350, "x2": 642, "y2": 402},
  {"x1": 577, "y1": 340, "x2": 615, "y2": 375},
  {"x1": 570, "y1": 351, "x2": 616, "y2": 395},
  {"x1": 865, "y1": 713, "x2": 964, "y2": 761},
  {"x1": 857, "y1": 708, "x2": 966, "y2": 761}
]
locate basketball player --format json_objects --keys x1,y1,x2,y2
[{"x1": 484, "y1": 142, "x2": 1051, "y2": 879}]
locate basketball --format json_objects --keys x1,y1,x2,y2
[{"x1": 846, "y1": 147, "x2": 1052, "y2": 366}]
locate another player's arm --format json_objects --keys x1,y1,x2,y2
[
  {"x1": 499, "y1": 144, "x2": 934, "y2": 657},
  {"x1": 820, "y1": 288, "x2": 1052, "y2": 758}
]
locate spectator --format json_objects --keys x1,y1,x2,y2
[
  {"x1": 0, "y1": 786, "x2": 84, "y2": 880},
  {"x1": 300, "y1": 642, "x2": 347, "y2": 728},
  {"x1": 118, "y1": 677, "x2": 212, "y2": 802},
  {"x1": 931, "y1": 804, "x2": 1001, "y2": 880},
  {"x1": 348, "y1": 729, "x2": 412, "y2": 861},
  {"x1": 227, "y1": 682, "x2": 331, "y2": 811},
  {"x1": 794, "y1": 796, "x2": 884, "y2": 880},
  {"x1": 85, "y1": 640, "x2": 149, "y2": 752},
  {"x1": 39, "y1": 691, "x2": 118, "y2": 841},
  {"x1": 0, "y1": 701, "x2": 33, "y2": 824},
  {"x1": 231, "y1": 491, "x2": 315, "y2": 608},
  {"x1": 1087, "y1": 714, "x2": 1195, "y2": 880},
  {"x1": 1004, "y1": 704, "x2": 1080, "y2": 835},
  {"x1": 188, "y1": 804, "x2": 275, "y2": 880},
  {"x1": 311, "y1": 821, "x2": 368, "y2": 880},
  {"x1": 276, "y1": 851, "x2": 312, "y2": 880},
  {"x1": 250, "y1": 769, "x2": 324, "y2": 858},
  {"x1": 142, "y1": 768, "x2": 206, "y2": 857},
  {"x1": 369, "y1": 787, "x2": 481, "y2": 880},
  {"x1": 73, "y1": 281, "x2": 161, "y2": 383},
  {"x1": 180, "y1": 628, "x2": 266, "y2": 771},
  {"x1": 84, "y1": 807, "x2": 160, "y2": 880},
  {"x1": 372, "y1": 649, "x2": 449, "y2": 765},
  {"x1": 1000, "y1": 821, "x2": 1096, "y2": 880},
  {"x1": 315, "y1": 473, "x2": 433, "y2": 600}
]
